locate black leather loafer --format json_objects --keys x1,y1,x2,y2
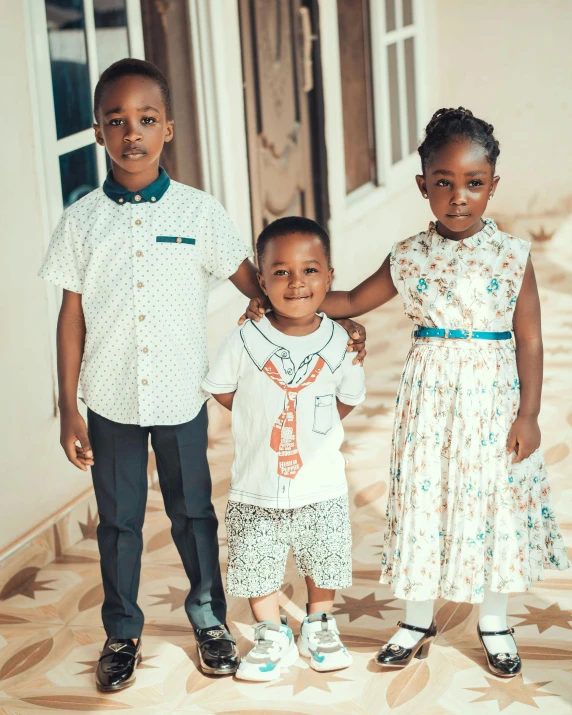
[
  {"x1": 375, "y1": 621, "x2": 437, "y2": 668},
  {"x1": 477, "y1": 625, "x2": 522, "y2": 678},
  {"x1": 96, "y1": 638, "x2": 141, "y2": 692},
  {"x1": 194, "y1": 625, "x2": 239, "y2": 675}
]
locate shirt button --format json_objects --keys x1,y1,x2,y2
[
  {"x1": 137, "y1": 281, "x2": 144, "y2": 288},
  {"x1": 278, "y1": 350, "x2": 289, "y2": 358},
  {"x1": 135, "y1": 219, "x2": 142, "y2": 226},
  {"x1": 142, "y1": 379, "x2": 148, "y2": 386},
  {"x1": 151, "y1": 197, "x2": 156, "y2": 202},
  {"x1": 136, "y1": 250, "x2": 143, "y2": 257},
  {"x1": 176, "y1": 237, "x2": 182, "y2": 244},
  {"x1": 142, "y1": 347, "x2": 149, "y2": 354},
  {"x1": 118, "y1": 198, "x2": 125, "y2": 204},
  {"x1": 134, "y1": 194, "x2": 142, "y2": 202},
  {"x1": 139, "y1": 314, "x2": 146, "y2": 322}
]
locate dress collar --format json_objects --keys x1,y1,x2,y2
[
  {"x1": 429, "y1": 217, "x2": 498, "y2": 248},
  {"x1": 103, "y1": 167, "x2": 171, "y2": 205}
]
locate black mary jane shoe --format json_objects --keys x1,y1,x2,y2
[
  {"x1": 477, "y1": 625, "x2": 521, "y2": 678},
  {"x1": 375, "y1": 621, "x2": 437, "y2": 669},
  {"x1": 194, "y1": 624, "x2": 239, "y2": 675},
  {"x1": 96, "y1": 638, "x2": 141, "y2": 692}
]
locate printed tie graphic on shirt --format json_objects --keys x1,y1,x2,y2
[{"x1": 264, "y1": 357, "x2": 326, "y2": 478}]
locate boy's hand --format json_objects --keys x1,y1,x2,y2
[
  {"x1": 506, "y1": 415, "x2": 541, "y2": 463},
  {"x1": 238, "y1": 296, "x2": 268, "y2": 325},
  {"x1": 60, "y1": 410, "x2": 94, "y2": 472},
  {"x1": 337, "y1": 319, "x2": 367, "y2": 365}
]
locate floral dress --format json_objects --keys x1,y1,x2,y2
[{"x1": 379, "y1": 219, "x2": 569, "y2": 603}]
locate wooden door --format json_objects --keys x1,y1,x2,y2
[{"x1": 239, "y1": 0, "x2": 326, "y2": 243}]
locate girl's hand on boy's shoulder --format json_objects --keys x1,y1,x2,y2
[
  {"x1": 506, "y1": 414, "x2": 541, "y2": 463},
  {"x1": 336, "y1": 319, "x2": 367, "y2": 365},
  {"x1": 238, "y1": 297, "x2": 267, "y2": 324}
]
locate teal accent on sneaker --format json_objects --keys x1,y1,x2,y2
[
  {"x1": 259, "y1": 662, "x2": 277, "y2": 672},
  {"x1": 312, "y1": 652, "x2": 325, "y2": 663}
]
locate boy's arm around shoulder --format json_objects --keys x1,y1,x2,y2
[
  {"x1": 336, "y1": 350, "x2": 366, "y2": 419},
  {"x1": 202, "y1": 324, "x2": 244, "y2": 411}
]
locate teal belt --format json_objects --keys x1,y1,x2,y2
[{"x1": 414, "y1": 327, "x2": 512, "y2": 340}]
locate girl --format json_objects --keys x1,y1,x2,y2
[{"x1": 244, "y1": 107, "x2": 569, "y2": 677}]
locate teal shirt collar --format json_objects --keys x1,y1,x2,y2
[{"x1": 103, "y1": 167, "x2": 171, "y2": 205}]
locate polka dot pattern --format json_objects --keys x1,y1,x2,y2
[{"x1": 39, "y1": 180, "x2": 253, "y2": 426}]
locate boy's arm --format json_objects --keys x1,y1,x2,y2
[
  {"x1": 508, "y1": 257, "x2": 543, "y2": 463},
  {"x1": 336, "y1": 400, "x2": 355, "y2": 420},
  {"x1": 211, "y1": 392, "x2": 236, "y2": 411},
  {"x1": 57, "y1": 290, "x2": 94, "y2": 471}
]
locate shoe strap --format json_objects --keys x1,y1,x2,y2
[
  {"x1": 479, "y1": 627, "x2": 515, "y2": 637},
  {"x1": 397, "y1": 620, "x2": 433, "y2": 635}
]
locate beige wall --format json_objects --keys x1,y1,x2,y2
[
  {"x1": 0, "y1": 3, "x2": 91, "y2": 551},
  {"x1": 432, "y1": 0, "x2": 572, "y2": 219}
]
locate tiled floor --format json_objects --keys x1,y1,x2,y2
[{"x1": 1, "y1": 223, "x2": 571, "y2": 714}]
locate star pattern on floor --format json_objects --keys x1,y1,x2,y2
[
  {"x1": 359, "y1": 403, "x2": 392, "y2": 419},
  {"x1": 0, "y1": 567, "x2": 55, "y2": 601},
  {"x1": 332, "y1": 593, "x2": 400, "y2": 622},
  {"x1": 512, "y1": 602, "x2": 572, "y2": 633},
  {"x1": 78, "y1": 506, "x2": 99, "y2": 540},
  {"x1": 150, "y1": 585, "x2": 187, "y2": 612},
  {"x1": 268, "y1": 663, "x2": 352, "y2": 695},
  {"x1": 529, "y1": 227, "x2": 555, "y2": 243},
  {"x1": 466, "y1": 675, "x2": 557, "y2": 711},
  {"x1": 75, "y1": 654, "x2": 159, "y2": 676}
]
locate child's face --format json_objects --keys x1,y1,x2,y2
[
  {"x1": 416, "y1": 138, "x2": 500, "y2": 238},
  {"x1": 258, "y1": 233, "x2": 333, "y2": 321},
  {"x1": 93, "y1": 75, "x2": 173, "y2": 176}
]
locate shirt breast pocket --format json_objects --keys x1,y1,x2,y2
[
  {"x1": 313, "y1": 394, "x2": 334, "y2": 435},
  {"x1": 156, "y1": 236, "x2": 196, "y2": 246}
]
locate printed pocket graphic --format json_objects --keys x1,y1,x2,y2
[
  {"x1": 313, "y1": 394, "x2": 333, "y2": 435},
  {"x1": 156, "y1": 236, "x2": 196, "y2": 245}
]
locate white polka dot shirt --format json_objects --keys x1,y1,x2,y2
[{"x1": 39, "y1": 170, "x2": 253, "y2": 426}]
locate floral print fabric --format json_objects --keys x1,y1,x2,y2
[{"x1": 380, "y1": 219, "x2": 569, "y2": 602}]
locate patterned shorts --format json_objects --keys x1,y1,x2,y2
[{"x1": 225, "y1": 495, "x2": 352, "y2": 598}]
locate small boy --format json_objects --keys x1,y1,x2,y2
[{"x1": 203, "y1": 217, "x2": 366, "y2": 681}]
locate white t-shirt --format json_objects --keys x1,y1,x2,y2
[
  {"x1": 202, "y1": 314, "x2": 366, "y2": 509},
  {"x1": 39, "y1": 171, "x2": 252, "y2": 426}
]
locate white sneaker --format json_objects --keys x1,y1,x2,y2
[
  {"x1": 298, "y1": 612, "x2": 353, "y2": 672},
  {"x1": 235, "y1": 621, "x2": 298, "y2": 682}
]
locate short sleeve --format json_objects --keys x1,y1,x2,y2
[
  {"x1": 336, "y1": 352, "x2": 366, "y2": 406},
  {"x1": 202, "y1": 327, "x2": 243, "y2": 394},
  {"x1": 38, "y1": 211, "x2": 86, "y2": 293},
  {"x1": 201, "y1": 196, "x2": 253, "y2": 280}
]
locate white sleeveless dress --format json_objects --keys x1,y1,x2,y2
[{"x1": 379, "y1": 219, "x2": 569, "y2": 603}]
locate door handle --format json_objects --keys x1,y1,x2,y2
[{"x1": 300, "y1": 7, "x2": 317, "y2": 93}]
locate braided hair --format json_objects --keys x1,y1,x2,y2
[{"x1": 418, "y1": 107, "x2": 500, "y2": 173}]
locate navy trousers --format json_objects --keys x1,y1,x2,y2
[{"x1": 87, "y1": 404, "x2": 226, "y2": 638}]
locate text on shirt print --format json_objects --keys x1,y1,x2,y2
[{"x1": 264, "y1": 357, "x2": 326, "y2": 478}]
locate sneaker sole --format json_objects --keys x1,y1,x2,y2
[{"x1": 235, "y1": 640, "x2": 298, "y2": 682}]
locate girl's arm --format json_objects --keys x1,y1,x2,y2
[
  {"x1": 319, "y1": 254, "x2": 398, "y2": 319},
  {"x1": 508, "y1": 257, "x2": 543, "y2": 463},
  {"x1": 58, "y1": 290, "x2": 94, "y2": 471}
]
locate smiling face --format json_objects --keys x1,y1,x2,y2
[
  {"x1": 258, "y1": 233, "x2": 333, "y2": 323},
  {"x1": 416, "y1": 138, "x2": 500, "y2": 240},
  {"x1": 93, "y1": 74, "x2": 173, "y2": 187}
]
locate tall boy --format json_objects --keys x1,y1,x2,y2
[{"x1": 39, "y1": 59, "x2": 364, "y2": 691}]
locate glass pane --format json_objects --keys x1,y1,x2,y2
[
  {"x1": 94, "y1": 0, "x2": 130, "y2": 72},
  {"x1": 385, "y1": 0, "x2": 396, "y2": 31},
  {"x1": 59, "y1": 144, "x2": 98, "y2": 208},
  {"x1": 338, "y1": 0, "x2": 376, "y2": 193},
  {"x1": 404, "y1": 37, "x2": 418, "y2": 154},
  {"x1": 46, "y1": 0, "x2": 93, "y2": 139},
  {"x1": 387, "y1": 43, "x2": 402, "y2": 164},
  {"x1": 403, "y1": 0, "x2": 414, "y2": 26}
]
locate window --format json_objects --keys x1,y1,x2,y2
[
  {"x1": 32, "y1": 0, "x2": 144, "y2": 217},
  {"x1": 337, "y1": 0, "x2": 423, "y2": 196}
]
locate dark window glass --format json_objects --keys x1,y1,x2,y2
[
  {"x1": 387, "y1": 42, "x2": 401, "y2": 164},
  {"x1": 45, "y1": 0, "x2": 93, "y2": 139},
  {"x1": 59, "y1": 144, "x2": 98, "y2": 208},
  {"x1": 385, "y1": 0, "x2": 396, "y2": 31},
  {"x1": 94, "y1": 0, "x2": 130, "y2": 72},
  {"x1": 337, "y1": 0, "x2": 376, "y2": 193},
  {"x1": 404, "y1": 37, "x2": 418, "y2": 154},
  {"x1": 403, "y1": 0, "x2": 414, "y2": 26}
]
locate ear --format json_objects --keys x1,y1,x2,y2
[
  {"x1": 326, "y1": 267, "x2": 334, "y2": 289},
  {"x1": 257, "y1": 272, "x2": 268, "y2": 296},
  {"x1": 93, "y1": 123, "x2": 105, "y2": 147},
  {"x1": 416, "y1": 174, "x2": 428, "y2": 198},
  {"x1": 489, "y1": 174, "x2": 500, "y2": 197},
  {"x1": 164, "y1": 120, "x2": 175, "y2": 144}
]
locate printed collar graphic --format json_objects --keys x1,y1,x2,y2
[{"x1": 240, "y1": 317, "x2": 347, "y2": 479}]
